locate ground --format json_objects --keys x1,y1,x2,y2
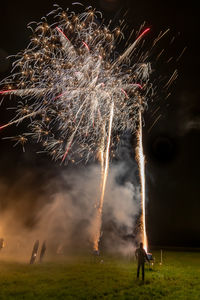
[{"x1": 0, "y1": 251, "x2": 199, "y2": 299}]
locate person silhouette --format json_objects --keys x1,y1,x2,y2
[{"x1": 135, "y1": 242, "x2": 149, "y2": 280}]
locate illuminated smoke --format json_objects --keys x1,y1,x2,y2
[{"x1": 0, "y1": 163, "x2": 140, "y2": 259}]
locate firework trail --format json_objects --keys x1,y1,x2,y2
[
  {"x1": 136, "y1": 101, "x2": 148, "y2": 252},
  {"x1": 0, "y1": 5, "x2": 152, "y2": 250},
  {"x1": 93, "y1": 102, "x2": 114, "y2": 250}
]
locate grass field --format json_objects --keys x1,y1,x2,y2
[{"x1": 0, "y1": 251, "x2": 199, "y2": 299}]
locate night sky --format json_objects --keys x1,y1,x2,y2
[{"x1": 0, "y1": 0, "x2": 200, "y2": 248}]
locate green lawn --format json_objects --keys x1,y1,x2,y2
[{"x1": 0, "y1": 251, "x2": 199, "y2": 299}]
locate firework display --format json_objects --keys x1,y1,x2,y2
[
  {"x1": 0, "y1": 5, "x2": 151, "y2": 162},
  {"x1": 0, "y1": 5, "x2": 153, "y2": 251}
]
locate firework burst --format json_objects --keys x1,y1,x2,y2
[{"x1": 0, "y1": 5, "x2": 152, "y2": 162}]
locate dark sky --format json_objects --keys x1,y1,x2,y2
[{"x1": 0, "y1": 0, "x2": 200, "y2": 248}]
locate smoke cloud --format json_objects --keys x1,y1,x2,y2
[{"x1": 0, "y1": 136, "x2": 141, "y2": 261}]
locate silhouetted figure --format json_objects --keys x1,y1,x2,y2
[
  {"x1": 135, "y1": 242, "x2": 149, "y2": 280},
  {"x1": 30, "y1": 240, "x2": 39, "y2": 264},
  {"x1": 39, "y1": 241, "x2": 46, "y2": 263},
  {"x1": 0, "y1": 238, "x2": 4, "y2": 251}
]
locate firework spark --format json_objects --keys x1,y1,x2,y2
[{"x1": 0, "y1": 5, "x2": 152, "y2": 250}]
